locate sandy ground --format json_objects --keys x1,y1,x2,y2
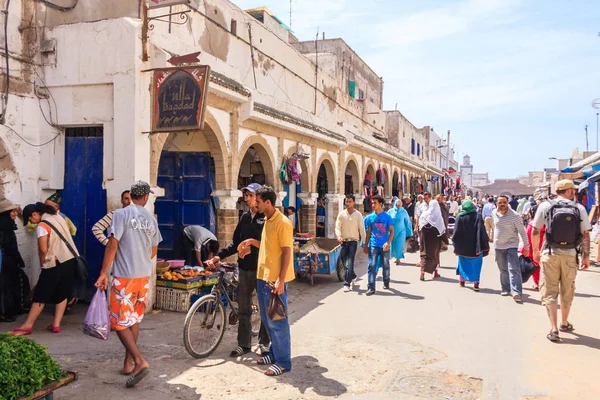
[{"x1": 5, "y1": 245, "x2": 600, "y2": 400}]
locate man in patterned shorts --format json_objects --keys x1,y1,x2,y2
[{"x1": 96, "y1": 181, "x2": 162, "y2": 388}]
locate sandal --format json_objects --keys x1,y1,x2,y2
[
  {"x1": 265, "y1": 365, "x2": 288, "y2": 376},
  {"x1": 547, "y1": 331, "x2": 560, "y2": 342},
  {"x1": 230, "y1": 346, "x2": 250, "y2": 357},
  {"x1": 47, "y1": 325, "x2": 61, "y2": 334},
  {"x1": 10, "y1": 328, "x2": 32, "y2": 336},
  {"x1": 559, "y1": 323, "x2": 574, "y2": 332},
  {"x1": 257, "y1": 354, "x2": 274, "y2": 365},
  {"x1": 125, "y1": 367, "x2": 150, "y2": 388}
]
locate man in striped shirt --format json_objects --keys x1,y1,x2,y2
[
  {"x1": 493, "y1": 195, "x2": 529, "y2": 303},
  {"x1": 92, "y1": 190, "x2": 132, "y2": 246}
]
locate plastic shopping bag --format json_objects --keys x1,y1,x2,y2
[
  {"x1": 83, "y1": 289, "x2": 110, "y2": 340},
  {"x1": 591, "y1": 225, "x2": 599, "y2": 244}
]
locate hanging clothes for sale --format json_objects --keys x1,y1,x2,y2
[
  {"x1": 288, "y1": 158, "x2": 300, "y2": 182},
  {"x1": 279, "y1": 157, "x2": 290, "y2": 185}
]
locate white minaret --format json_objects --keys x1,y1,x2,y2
[{"x1": 461, "y1": 154, "x2": 473, "y2": 188}]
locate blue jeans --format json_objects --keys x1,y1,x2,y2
[
  {"x1": 341, "y1": 241, "x2": 358, "y2": 286},
  {"x1": 368, "y1": 247, "x2": 390, "y2": 291},
  {"x1": 256, "y1": 279, "x2": 292, "y2": 370},
  {"x1": 495, "y1": 248, "x2": 522, "y2": 296}
]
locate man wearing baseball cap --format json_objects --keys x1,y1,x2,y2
[
  {"x1": 206, "y1": 182, "x2": 270, "y2": 357},
  {"x1": 95, "y1": 180, "x2": 162, "y2": 387},
  {"x1": 532, "y1": 179, "x2": 591, "y2": 342}
]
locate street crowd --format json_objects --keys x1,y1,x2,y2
[{"x1": 0, "y1": 178, "x2": 592, "y2": 389}]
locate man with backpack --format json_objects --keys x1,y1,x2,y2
[{"x1": 531, "y1": 180, "x2": 591, "y2": 343}]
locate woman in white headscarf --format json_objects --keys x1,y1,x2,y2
[{"x1": 417, "y1": 193, "x2": 446, "y2": 281}]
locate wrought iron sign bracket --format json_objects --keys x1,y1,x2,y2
[{"x1": 147, "y1": 9, "x2": 191, "y2": 31}]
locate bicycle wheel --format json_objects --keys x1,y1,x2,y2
[
  {"x1": 251, "y1": 291, "x2": 261, "y2": 337},
  {"x1": 183, "y1": 294, "x2": 227, "y2": 358}
]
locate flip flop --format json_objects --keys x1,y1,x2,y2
[
  {"x1": 46, "y1": 325, "x2": 61, "y2": 333},
  {"x1": 126, "y1": 367, "x2": 150, "y2": 388},
  {"x1": 265, "y1": 365, "x2": 289, "y2": 376},
  {"x1": 10, "y1": 328, "x2": 32, "y2": 336}
]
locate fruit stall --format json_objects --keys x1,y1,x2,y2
[{"x1": 154, "y1": 261, "x2": 225, "y2": 312}]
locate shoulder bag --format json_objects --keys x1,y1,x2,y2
[{"x1": 41, "y1": 220, "x2": 88, "y2": 298}]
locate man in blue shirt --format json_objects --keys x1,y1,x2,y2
[{"x1": 363, "y1": 195, "x2": 395, "y2": 296}]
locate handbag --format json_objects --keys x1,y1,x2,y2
[
  {"x1": 519, "y1": 255, "x2": 538, "y2": 283},
  {"x1": 267, "y1": 290, "x2": 287, "y2": 321},
  {"x1": 41, "y1": 220, "x2": 88, "y2": 298}
]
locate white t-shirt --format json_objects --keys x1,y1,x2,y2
[
  {"x1": 532, "y1": 198, "x2": 591, "y2": 256},
  {"x1": 449, "y1": 201, "x2": 459, "y2": 214}
]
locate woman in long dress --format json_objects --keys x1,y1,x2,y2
[
  {"x1": 418, "y1": 194, "x2": 446, "y2": 281},
  {"x1": 0, "y1": 199, "x2": 30, "y2": 322},
  {"x1": 452, "y1": 200, "x2": 490, "y2": 291},
  {"x1": 387, "y1": 198, "x2": 413, "y2": 265}
]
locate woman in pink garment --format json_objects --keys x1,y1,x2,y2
[{"x1": 519, "y1": 202, "x2": 544, "y2": 290}]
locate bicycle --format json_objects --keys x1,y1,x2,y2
[{"x1": 183, "y1": 264, "x2": 262, "y2": 358}]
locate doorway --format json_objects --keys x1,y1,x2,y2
[
  {"x1": 61, "y1": 127, "x2": 107, "y2": 299},
  {"x1": 154, "y1": 151, "x2": 216, "y2": 260}
]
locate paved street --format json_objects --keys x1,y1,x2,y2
[{"x1": 12, "y1": 247, "x2": 600, "y2": 400}]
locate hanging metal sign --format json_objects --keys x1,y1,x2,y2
[
  {"x1": 149, "y1": 0, "x2": 189, "y2": 10},
  {"x1": 152, "y1": 66, "x2": 211, "y2": 132}
]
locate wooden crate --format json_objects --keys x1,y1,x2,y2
[{"x1": 155, "y1": 287, "x2": 197, "y2": 312}]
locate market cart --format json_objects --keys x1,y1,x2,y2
[{"x1": 294, "y1": 238, "x2": 344, "y2": 285}]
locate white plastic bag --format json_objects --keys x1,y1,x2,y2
[
  {"x1": 83, "y1": 289, "x2": 110, "y2": 340},
  {"x1": 591, "y1": 225, "x2": 599, "y2": 244}
]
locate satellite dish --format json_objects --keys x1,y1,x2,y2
[{"x1": 593, "y1": 98, "x2": 600, "y2": 110}]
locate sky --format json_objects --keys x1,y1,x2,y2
[{"x1": 232, "y1": 0, "x2": 600, "y2": 180}]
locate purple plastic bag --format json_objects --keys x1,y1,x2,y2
[{"x1": 83, "y1": 289, "x2": 110, "y2": 340}]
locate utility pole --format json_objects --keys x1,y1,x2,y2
[
  {"x1": 596, "y1": 113, "x2": 600, "y2": 151},
  {"x1": 585, "y1": 124, "x2": 589, "y2": 152}
]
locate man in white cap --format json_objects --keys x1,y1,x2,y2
[
  {"x1": 95, "y1": 180, "x2": 162, "y2": 388},
  {"x1": 532, "y1": 179, "x2": 591, "y2": 342}
]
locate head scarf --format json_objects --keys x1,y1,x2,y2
[
  {"x1": 458, "y1": 200, "x2": 476, "y2": 217},
  {"x1": 418, "y1": 199, "x2": 446, "y2": 236}
]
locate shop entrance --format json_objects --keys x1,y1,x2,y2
[
  {"x1": 237, "y1": 145, "x2": 273, "y2": 218},
  {"x1": 155, "y1": 151, "x2": 216, "y2": 260},
  {"x1": 61, "y1": 127, "x2": 107, "y2": 299}
]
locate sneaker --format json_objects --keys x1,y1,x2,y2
[
  {"x1": 351, "y1": 278, "x2": 358, "y2": 288},
  {"x1": 383, "y1": 283, "x2": 390, "y2": 290},
  {"x1": 343, "y1": 285, "x2": 351, "y2": 293},
  {"x1": 501, "y1": 292, "x2": 510, "y2": 296},
  {"x1": 513, "y1": 294, "x2": 522, "y2": 303},
  {"x1": 459, "y1": 281, "x2": 465, "y2": 287},
  {"x1": 473, "y1": 284, "x2": 480, "y2": 292},
  {"x1": 366, "y1": 289, "x2": 375, "y2": 296}
]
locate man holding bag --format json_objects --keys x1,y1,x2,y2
[
  {"x1": 253, "y1": 186, "x2": 294, "y2": 377},
  {"x1": 95, "y1": 181, "x2": 162, "y2": 388}
]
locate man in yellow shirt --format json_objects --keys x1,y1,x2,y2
[{"x1": 254, "y1": 186, "x2": 294, "y2": 377}]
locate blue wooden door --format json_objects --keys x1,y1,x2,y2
[
  {"x1": 62, "y1": 127, "x2": 107, "y2": 300},
  {"x1": 155, "y1": 152, "x2": 216, "y2": 260}
]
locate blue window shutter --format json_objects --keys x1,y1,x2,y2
[
  {"x1": 411, "y1": 139, "x2": 415, "y2": 154},
  {"x1": 417, "y1": 143, "x2": 420, "y2": 156}
]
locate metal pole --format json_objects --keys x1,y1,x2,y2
[
  {"x1": 596, "y1": 113, "x2": 600, "y2": 151},
  {"x1": 586, "y1": 124, "x2": 589, "y2": 152}
]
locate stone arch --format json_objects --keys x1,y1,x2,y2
[
  {"x1": 316, "y1": 152, "x2": 338, "y2": 194},
  {"x1": 0, "y1": 138, "x2": 19, "y2": 199},
  {"x1": 150, "y1": 109, "x2": 230, "y2": 188},
  {"x1": 382, "y1": 167, "x2": 392, "y2": 198},
  {"x1": 392, "y1": 169, "x2": 400, "y2": 197},
  {"x1": 236, "y1": 134, "x2": 278, "y2": 190},
  {"x1": 285, "y1": 147, "x2": 311, "y2": 192},
  {"x1": 343, "y1": 155, "x2": 361, "y2": 194},
  {"x1": 364, "y1": 160, "x2": 376, "y2": 182}
]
